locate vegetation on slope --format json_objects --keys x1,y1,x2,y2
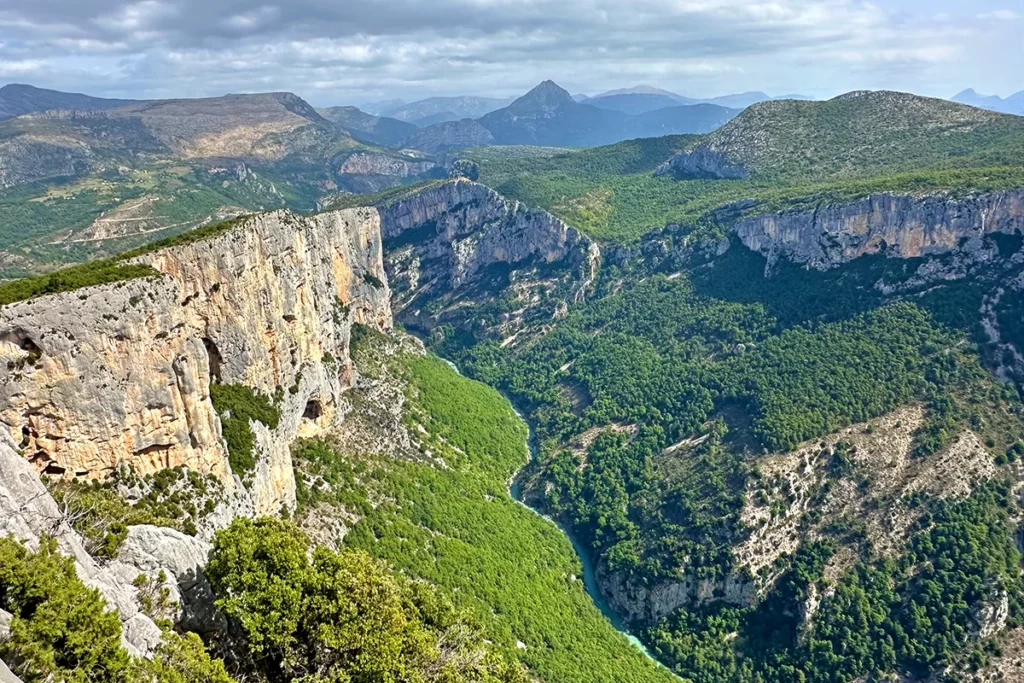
[
  {"x1": 0, "y1": 213, "x2": 255, "y2": 306},
  {"x1": 0, "y1": 535, "x2": 232, "y2": 683},
  {"x1": 0, "y1": 167, "x2": 299, "y2": 279},
  {"x1": 646, "y1": 481, "x2": 1024, "y2": 682},
  {"x1": 429, "y1": 233, "x2": 1024, "y2": 681},
  {"x1": 291, "y1": 339, "x2": 675, "y2": 683},
  {"x1": 209, "y1": 383, "x2": 281, "y2": 476},
  {"x1": 49, "y1": 466, "x2": 225, "y2": 556},
  {"x1": 704, "y1": 91, "x2": 1024, "y2": 178},
  {"x1": 206, "y1": 516, "x2": 527, "y2": 683}
]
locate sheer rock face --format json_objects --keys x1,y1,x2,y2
[
  {"x1": 654, "y1": 145, "x2": 748, "y2": 180},
  {"x1": 380, "y1": 179, "x2": 599, "y2": 334},
  {"x1": 598, "y1": 564, "x2": 757, "y2": 624},
  {"x1": 0, "y1": 208, "x2": 391, "y2": 514},
  {"x1": 732, "y1": 189, "x2": 1024, "y2": 270},
  {"x1": 336, "y1": 152, "x2": 435, "y2": 178}
]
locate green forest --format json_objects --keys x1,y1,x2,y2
[
  {"x1": 291, "y1": 348, "x2": 674, "y2": 683},
  {"x1": 429, "y1": 234, "x2": 1024, "y2": 681}
]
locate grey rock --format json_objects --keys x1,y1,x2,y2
[
  {"x1": 973, "y1": 588, "x2": 1010, "y2": 638},
  {"x1": 379, "y1": 180, "x2": 599, "y2": 337},
  {"x1": 0, "y1": 207, "x2": 393, "y2": 516},
  {"x1": 0, "y1": 658, "x2": 22, "y2": 683},
  {"x1": 122, "y1": 613, "x2": 164, "y2": 655},
  {"x1": 118, "y1": 524, "x2": 226, "y2": 634},
  {"x1": 731, "y1": 189, "x2": 1024, "y2": 271},
  {"x1": 655, "y1": 145, "x2": 748, "y2": 180},
  {"x1": 597, "y1": 561, "x2": 757, "y2": 623},
  {"x1": 0, "y1": 433, "x2": 158, "y2": 656},
  {"x1": 0, "y1": 609, "x2": 11, "y2": 640}
]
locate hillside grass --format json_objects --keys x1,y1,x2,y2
[{"x1": 703, "y1": 92, "x2": 1024, "y2": 178}]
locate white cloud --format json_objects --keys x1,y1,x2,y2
[
  {"x1": 0, "y1": 59, "x2": 44, "y2": 74},
  {"x1": 0, "y1": 0, "x2": 1019, "y2": 104},
  {"x1": 977, "y1": 9, "x2": 1020, "y2": 21}
]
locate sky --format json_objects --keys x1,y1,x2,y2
[{"x1": 0, "y1": 0, "x2": 1021, "y2": 107}]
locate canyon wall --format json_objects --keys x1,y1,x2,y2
[
  {"x1": 379, "y1": 179, "x2": 600, "y2": 333},
  {"x1": 731, "y1": 189, "x2": 1024, "y2": 269},
  {"x1": 0, "y1": 208, "x2": 391, "y2": 514}
]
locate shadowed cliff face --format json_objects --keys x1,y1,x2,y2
[
  {"x1": 379, "y1": 180, "x2": 600, "y2": 338},
  {"x1": 0, "y1": 208, "x2": 391, "y2": 514},
  {"x1": 731, "y1": 189, "x2": 1024, "y2": 270}
]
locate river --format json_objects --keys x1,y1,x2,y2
[{"x1": 438, "y1": 358, "x2": 670, "y2": 668}]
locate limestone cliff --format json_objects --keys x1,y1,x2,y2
[
  {"x1": 0, "y1": 208, "x2": 391, "y2": 514},
  {"x1": 731, "y1": 189, "x2": 1024, "y2": 270},
  {"x1": 598, "y1": 564, "x2": 757, "y2": 624},
  {"x1": 379, "y1": 179, "x2": 599, "y2": 336}
]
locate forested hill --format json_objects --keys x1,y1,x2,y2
[{"x1": 701, "y1": 90, "x2": 1024, "y2": 178}]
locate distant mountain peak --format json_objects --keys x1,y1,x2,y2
[
  {"x1": 511, "y1": 81, "x2": 576, "y2": 111},
  {"x1": 951, "y1": 88, "x2": 1023, "y2": 115}
]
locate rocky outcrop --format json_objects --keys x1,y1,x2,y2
[
  {"x1": 598, "y1": 564, "x2": 757, "y2": 624},
  {"x1": 732, "y1": 189, "x2": 1024, "y2": 270},
  {"x1": 0, "y1": 658, "x2": 22, "y2": 683},
  {"x1": 0, "y1": 433, "x2": 163, "y2": 656},
  {"x1": 336, "y1": 152, "x2": 436, "y2": 179},
  {"x1": 0, "y1": 431, "x2": 230, "y2": 655},
  {"x1": 0, "y1": 136, "x2": 92, "y2": 188},
  {"x1": 118, "y1": 525, "x2": 225, "y2": 635},
  {"x1": 655, "y1": 145, "x2": 748, "y2": 180},
  {"x1": 0, "y1": 208, "x2": 391, "y2": 514},
  {"x1": 333, "y1": 152, "x2": 441, "y2": 194}
]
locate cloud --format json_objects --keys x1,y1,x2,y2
[
  {"x1": 977, "y1": 9, "x2": 1020, "y2": 21},
  {"x1": 0, "y1": 0, "x2": 1018, "y2": 104}
]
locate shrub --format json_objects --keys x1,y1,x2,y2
[
  {"x1": 0, "y1": 536, "x2": 130, "y2": 683},
  {"x1": 209, "y1": 384, "x2": 280, "y2": 476},
  {"x1": 206, "y1": 517, "x2": 527, "y2": 683}
]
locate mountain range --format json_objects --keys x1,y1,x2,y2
[
  {"x1": 410, "y1": 81, "x2": 741, "y2": 151},
  {"x1": 368, "y1": 96, "x2": 516, "y2": 125},
  {"x1": 0, "y1": 78, "x2": 1019, "y2": 278},
  {"x1": 951, "y1": 88, "x2": 1024, "y2": 115},
  {"x1": 0, "y1": 83, "x2": 138, "y2": 120},
  {"x1": 578, "y1": 85, "x2": 814, "y2": 113}
]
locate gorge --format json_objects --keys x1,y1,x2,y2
[{"x1": 1, "y1": 147, "x2": 1023, "y2": 683}]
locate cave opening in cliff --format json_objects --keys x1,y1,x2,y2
[
  {"x1": 202, "y1": 337, "x2": 223, "y2": 383},
  {"x1": 41, "y1": 462, "x2": 66, "y2": 477},
  {"x1": 303, "y1": 398, "x2": 324, "y2": 421},
  {"x1": 1, "y1": 328, "x2": 42, "y2": 364}
]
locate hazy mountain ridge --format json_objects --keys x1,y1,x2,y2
[
  {"x1": 0, "y1": 83, "x2": 138, "y2": 121},
  {"x1": 378, "y1": 95, "x2": 515, "y2": 124},
  {"x1": 414, "y1": 81, "x2": 741, "y2": 150},
  {"x1": 316, "y1": 105, "x2": 419, "y2": 147},
  {"x1": 581, "y1": 85, "x2": 815, "y2": 111},
  {"x1": 952, "y1": 88, "x2": 1024, "y2": 115}
]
